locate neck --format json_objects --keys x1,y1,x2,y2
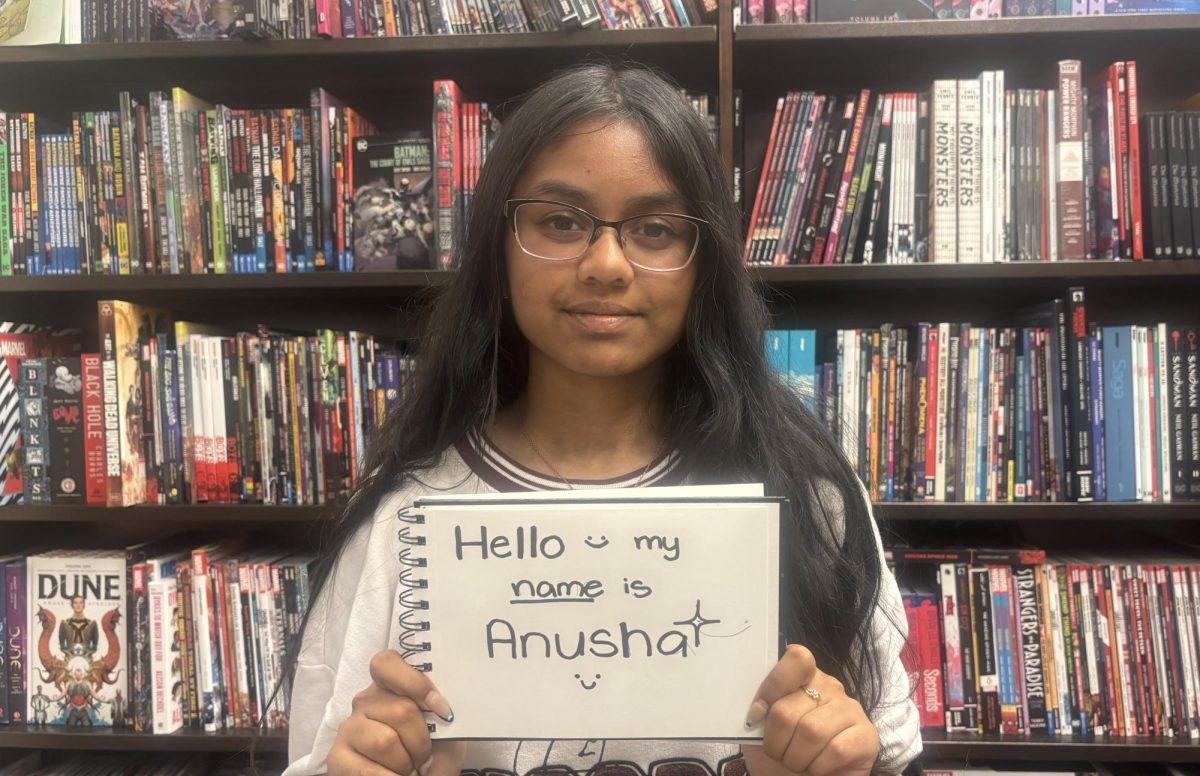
[{"x1": 494, "y1": 354, "x2": 667, "y2": 481}]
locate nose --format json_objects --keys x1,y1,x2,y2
[{"x1": 577, "y1": 225, "x2": 634, "y2": 286}]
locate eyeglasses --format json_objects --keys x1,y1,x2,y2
[{"x1": 504, "y1": 198, "x2": 707, "y2": 272}]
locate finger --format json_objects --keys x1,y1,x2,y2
[
  {"x1": 426, "y1": 740, "x2": 469, "y2": 776},
  {"x1": 327, "y1": 741, "x2": 406, "y2": 776},
  {"x1": 370, "y1": 650, "x2": 454, "y2": 721},
  {"x1": 804, "y1": 724, "x2": 878, "y2": 776},
  {"x1": 747, "y1": 644, "x2": 819, "y2": 726},
  {"x1": 356, "y1": 692, "x2": 434, "y2": 770},
  {"x1": 774, "y1": 701, "x2": 859, "y2": 775},
  {"x1": 343, "y1": 714, "x2": 418, "y2": 775}
]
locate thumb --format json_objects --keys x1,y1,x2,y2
[
  {"x1": 423, "y1": 740, "x2": 466, "y2": 776},
  {"x1": 740, "y1": 744, "x2": 790, "y2": 776}
]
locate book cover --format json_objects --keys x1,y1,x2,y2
[
  {"x1": 1057, "y1": 61, "x2": 1086, "y2": 260},
  {"x1": 957, "y1": 79, "x2": 983, "y2": 263},
  {"x1": 97, "y1": 300, "x2": 172, "y2": 507},
  {"x1": 351, "y1": 133, "x2": 435, "y2": 271},
  {"x1": 18, "y1": 358, "x2": 48, "y2": 504},
  {"x1": 25, "y1": 551, "x2": 128, "y2": 726},
  {"x1": 45, "y1": 356, "x2": 85, "y2": 503},
  {"x1": 148, "y1": 576, "x2": 183, "y2": 734},
  {"x1": 931, "y1": 81, "x2": 958, "y2": 263}
]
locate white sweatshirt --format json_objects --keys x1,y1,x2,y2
[{"x1": 284, "y1": 437, "x2": 922, "y2": 776}]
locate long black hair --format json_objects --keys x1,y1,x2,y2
[{"x1": 293, "y1": 62, "x2": 887, "y2": 715}]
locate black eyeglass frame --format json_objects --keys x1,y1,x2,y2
[{"x1": 503, "y1": 198, "x2": 709, "y2": 273}]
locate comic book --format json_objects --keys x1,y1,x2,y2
[
  {"x1": 0, "y1": 323, "x2": 78, "y2": 504},
  {"x1": 25, "y1": 551, "x2": 128, "y2": 727},
  {"x1": 352, "y1": 133, "x2": 434, "y2": 271}
]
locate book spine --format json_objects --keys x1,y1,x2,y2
[
  {"x1": 433, "y1": 81, "x2": 461, "y2": 270},
  {"x1": 931, "y1": 82, "x2": 958, "y2": 263},
  {"x1": 938, "y1": 564, "x2": 963, "y2": 729},
  {"x1": 1125, "y1": 62, "x2": 1145, "y2": 259},
  {"x1": 1169, "y1": 112, "x2": 1193, "y2": 258},
  {"x1": 823, "y1": 90, "x2": 870, "y2": 265},
  {"x1": 974, "y1": 566, "x2": 1001, "y2": 733},
  {"x1": 1187, "y1": 328, "x2": 1200, "y2": 499},
  {"x1": 1015, "y1": 565, "x2": 1049, "y2": 732},
  {"x1": 5, "y1": 561, "x2": 25, "y2": 723},
  {"x1": 1057, "y1": 61, "x2": 1085, "y2": 260}
]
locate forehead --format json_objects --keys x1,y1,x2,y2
[{"x1": 513, "y1": 118, "x2": 683, "y2": 209}]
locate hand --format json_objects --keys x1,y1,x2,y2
[
  {"x1": 741, "y1": 644, "x2": 879, "y2": 776},
  {"x1": 328, "y1": 649, "x2": 466, "y2": 776}
]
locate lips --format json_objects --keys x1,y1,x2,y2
[{"x1": 564, "y1": 301, "x2": 640, "y2": 333}]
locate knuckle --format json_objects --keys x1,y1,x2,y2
[
  {"x1": 767, "y1": 702, "x2": 801, "y2": 732},
  {"x1": 352, "y1": 688, "x2": 372, "y2": 710},
  {"x1": 824, "y1": 674, "x2": 844, "y2": 693},
  {"x1": 369, "y1": 650, "x2": 397, "y2": 680},
  {"x1": 794, "y1": 712, "x2": 825, "y2": 741},
  {"x1": 394, "y1": 700, "x2": 419, "y2": 725},
  {"x1": 784, "y1": 644, "x2": 814, "y2": 665}
]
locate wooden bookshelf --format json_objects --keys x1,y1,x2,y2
[
  {"x1": 3, "y1": 6, "x2": 1200, "y2": 769},
  {"x1": 2, "y1": 501, "x2": 1198, "y2": 524},
  {"x1": 0, "y1": 723, "x2": 287, "y2": 753}
]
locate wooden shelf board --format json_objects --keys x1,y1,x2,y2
[
  {"x1": 2, "y1": 502, "x2": 1197, "y2": 524},
  {"x1": 735, "y1": 14, "x2": 1200, "y2": 42},
  {"x1": 0, "y1": 28, "x2": 716, "y2": 67},
  {"x1": 875, "y1": 502, "x2": 1200, "y2": 521},
  {"x1": 921, "y1": 731, "x2": 1200, "y2": 761},
  {"x1": 2, "y1": 262, "x2": 1197, "y2": 298},
  {"x1": 0, "y1": 724, "x2": 287, "y2": 752},
  {"x1": 0, "y1": 504, "x2": 331, "y2": 523}
]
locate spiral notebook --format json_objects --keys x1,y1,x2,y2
[{"x1": 392, "y1": 487, "x2": 785, "y2": 741}]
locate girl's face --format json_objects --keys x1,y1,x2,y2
[{"x1": 505, "y1": 119, "x2": 699, "y2": 381}]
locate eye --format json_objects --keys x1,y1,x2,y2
[
  {"x1": 539, "y1": 211, "x2": 589, "y2": 233},
  {"x1": 632, "y1": 219, "x2": 677, "y2": 240}
]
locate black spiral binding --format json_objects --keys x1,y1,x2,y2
[{"x1": 397, "y1": 506, "x2": 438, "y2": 733}]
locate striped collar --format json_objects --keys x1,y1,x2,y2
[{"x1": 454, "y1": 427, "x2": 684, "y2": 492}]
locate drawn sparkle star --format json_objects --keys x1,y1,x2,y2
[{"x1": 673, "y1": 600, "x2": 721, "y2": 647}]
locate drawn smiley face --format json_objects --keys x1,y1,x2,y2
[
  {"x1": 574, "y1": 673, "x2": 601, "y2": 690},
  {"x1": 584, "y1": 535, "x2": 609, "y2": 549}
]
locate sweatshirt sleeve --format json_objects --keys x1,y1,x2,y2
[
  {"x1": 865, "y1": 497, "x2": 923, "y2": 775},
  {"x1": 284, "y1": 490, "x2": 411, "y2": 776}
]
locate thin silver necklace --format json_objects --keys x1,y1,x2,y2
[{"x1": 519, "y1": 418, "x2": 664, "y2": 490}]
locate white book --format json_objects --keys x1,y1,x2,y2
[
  {"x1": 1157, "y1": 322, "x2": 1171, "y2": 502},
  {"x1": 963, "y1": 329, "x2": 977, "y2": 501},
  {"x1": 1047, "y1": 90, "x2": 1059, "y2": 262},
  {"x1": 252, "y1": 337, "x2": 276, "y2": 504},
  {"x1": 225, "y1": 568, "x2": 250, "y2": 728},
  {"x1": 394, "y1": 495, "x2": 782, "y2": 740},
  {"x1": 149, "y1": 578, "x2": 183, "y2": 735},
  {"x1": 957, "y1": 79, "x2": 983, "y2": 263},
  {"x1": 188, "y1": 335, "x2": 209, "y2": 503},
  {"x1": 981, "y1": 72, "x2": 995, "y2": 264},
  {"x1": 939, "y1": 564, "x2": 964, "y2": 730},
  {"x1": 934, "y1": 322, "x2": 951, "y2": 502},
  {"x1": 1173, "y1": 566, "x2": 1200, "y2": 737},
  {"x1": 1044, "y1": 565, "x2": 1070, "y2": 733},
  {"x1": 900, "y1": 94, "x2": 916, "y2": 263},
  {"x1": 206, "y1": 337, "x2": 227, "y2": 502},
  {"x1": 25, "y1": 551, "x2": 128, "y2": 727},
  {"x1": 931, "y1": 82, "x2": 958, "y2": 263},
  {"x1": 1131, "y1": 327, "x2": 1147, "y2": 502}
]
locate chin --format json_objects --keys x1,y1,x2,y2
[{"x1": 560, "y1": 349, "x2": 660, "y2": 379}]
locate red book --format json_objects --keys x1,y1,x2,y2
[
  {"x1": 433, "y1": 80, "x2": 463, "y2": 270},
  {"x1": 82, "y1": 352, "x2": 107, "y2": 505},
  {"x1": 742, "y1": 97, "x2": 785, "y2": 264},
  {"x1": 315, "y1": 0, "x2": 342, "y2": 36},
  {"x1": 916, "y1": 594, "x2": 945, "y2": 730},
  {"x1": 924, "y1": 325, "x2": 940, "y2": 500},
  {"x1": 1125, "y1": 61, "x2": 1145, "y2": 259}
]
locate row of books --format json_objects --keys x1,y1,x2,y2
[
  {"x1": 0, "y1": 545, "x2": 312, "y2": 733},
  {"x1": 742, "y1": 60, "x2": 1199, "y2": 265},
  {"x1": 0, "y1": 80, "x2": 716, "y2": 275},
  {"x1": 737, "y1": 0, "x2": 1200, "y2": 23},
  {"x1": 893, "y1": 547, "x2": 1200, "y2": 740},
  {"x1": 764, "y1": 290, "x2": 1200, "y2": 503},
  {"x1": 0, "y1": 0, "x2": 716, "y2": 47},
  {"x1": 0, "y1": 305, "x2": 416, "y2": 508}
]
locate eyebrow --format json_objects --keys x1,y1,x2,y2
[{"x1": 526, "y1": 179, "x2": 688, "y2": 214}]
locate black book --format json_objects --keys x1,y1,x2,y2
[
  {"x1": 913, "y1": 92, "x2": 931, "y2": 263},
  {"x1": 859, "y1": 95, "x2": 892, "y2": 263},
  {"x1": 1187, "y1": 113, "x2": 1200, "y2": 260},
  {"x1": 836, "y1": 93, "x2": 882, "y2": 264},
  {"x1": 788, "y1": 98, "x2": 834, "y2": 264},
  {"x1": 351, "y1": 133, "x2": 435, "y2": 271},
  {"x1": 733, "y1": 90, "x2": 744, "y2": 209},
  {"x1": 795, "y1": 97, "x2": 841, "y2": 263},
  {"x1": 972, "y1": 566, "x2": 1000, "y2": 734},
  {"x1": 1168, "y1": 112, "x2": 1194, "y2": 258},
  {"x1": 45, "y1": 356, "x2": 85, "y2": 503},
  {"x1": 810, "y1": 97, "x2": 856, "y2": 263},
  {"x1": 1145, "y1": 112, "x2": 1167, "y2": 258},
  {"x1": 1066, "y1": 287, "x2": 1093, "y2": 502},
  {"x1": 843, "y1": 92, "x2": 885, "y2": 264}
]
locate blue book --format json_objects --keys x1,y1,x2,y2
[
  {"x1": 788, "y1": 329, "x2": 817, "y2": 410},
  {"x1": 1090, "y1": 335, "x2": 1107, "y2": 502},
  {"x1": 1102, "y1": 326, "x2": 1136, "y2": 500},
  {"x1": 764, "y1": 330, "x2": 788, "y2": 378}
]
